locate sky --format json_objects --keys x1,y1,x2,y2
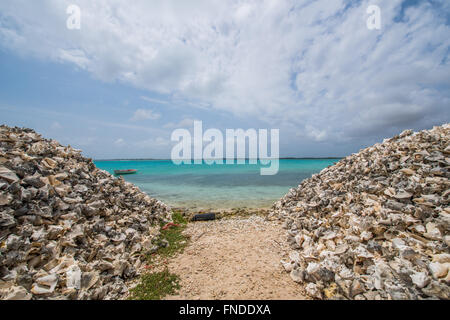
[{"x1": 0, "y1": 0, "x2": 449, "y2": 159}]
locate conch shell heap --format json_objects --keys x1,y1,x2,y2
[
  {"x1": 0, "y1": 125, "x2": 172, "y2": 300},
  {"x1": 271, "y1": 124, "x2": 450, "y2": 300}
]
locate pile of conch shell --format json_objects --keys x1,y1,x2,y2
[
  {"x1": 0, "y1": 125, "x2": 172, "y2": 300},
  {"x1": 270, "y1": 124, "x2": 450, "y2": 300}
]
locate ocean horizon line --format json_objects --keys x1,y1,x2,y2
[{"x1": 93, "y1": 157, "x2": 344, "y2": 162}]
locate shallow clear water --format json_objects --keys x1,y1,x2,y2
[{"x1": 94, "y1": 159, "x2": 340, "y2": 209}]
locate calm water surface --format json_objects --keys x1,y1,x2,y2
[{"x1": 94, "y1": 159, "x2": 340, "y2": 209}]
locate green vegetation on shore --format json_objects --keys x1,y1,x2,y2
[
  {"x1": 129, "y1": 210, "x2": 189, "y2": 300},
  {"x1": 128, "y1": 268, "x2": 180, "y2": 300},
  {"x1": 149, "y1": 210, "x2": 189, "y2": 260}
]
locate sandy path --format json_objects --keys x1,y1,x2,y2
[{"x1": 165, "y1": 215, "x2": 307, "y2": 300}]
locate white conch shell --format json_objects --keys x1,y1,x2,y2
[
  {"x1": 66, "y1": 265, "x2": 82, "y2": 290},
  {"x1": 31, "y1": 274, "x2": 58, "y2": 295}
]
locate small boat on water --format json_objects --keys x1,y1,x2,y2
[{"x1": 114, "y1": 169, "x2": 138, "y2": 175}]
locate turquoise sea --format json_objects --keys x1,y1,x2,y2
[{"x1": 94, "y1": 159, "x2": 340, "y2": 209}]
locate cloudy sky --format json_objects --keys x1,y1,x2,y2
[{"x1": 0, "y1": 0, "x2": 449, "y2": 159}]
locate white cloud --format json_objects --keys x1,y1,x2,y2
[
  {"x1": 114, "y1": 138, "x2": 125, "y2": 146},
  {"x1": 136, "y1": 137, "x2": 170, "y2": 148},
  {"x1": 58, "y1": 49, "x2": 89, "y2": 69},
  {"x1": 0, "y1": 0, "x2": 449, "y2": 145},
  {"x1": 305, "y1": 125, "x2": 328, "y2": 142},
  {"x1": 163, "y1": 118, "x2": 198, "y2": 129},
  {"x1": 140, "y1": 96, "x2": 169, "y2": 105},
  {"x1": 130, "y1": 109, "x2": 161, "y2": 121}
]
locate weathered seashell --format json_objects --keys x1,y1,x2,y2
[
  {"x1": 54, "y1": 172, "x2": 69, "y2": 180},
  {"x1": 400, "y1": 248, "x2": 418, "y2": 261},
  {"x1": 290, "y1": 268, "x2": 304, "y2": 283},
  {"x1": 323, "y1": 282, "x2": 338, "y2": 299},
  {"x1": 335, "y1": 243, "x2": 348, "y2": 255},
  {"x1": 421, "y1": 281, "x2": 450, "y2": 299},
  {"x1": 424, "y1": 222, "x2": 442, "y2": 240},
  {"x1": 322, "y1": 231, "x2": 337, "y2": 240},
  {"x1": 388, "y1": 288, "x2": 410, "y2": 300},
  {"x1": 344, "y1": 235, "x2": 360, "y2": 243},
  {"x1": 42, "y1": 158, "x2": 57, "y2": 169},
  {"x1": 47, "y1": 175, "x2": 61, "y2": 187},
  {"x1": 305, "y1": 283, "x2": 322, "y2": 299},
  {"x1": 432, "y1": 254, "x2": 450, "y2": 264},
  {"x1": 47, "y1": 225, "x2": 64, "y2": 240},
  {"x1": 400, "y1": 168, "x2": 415, "y2": 175},
  {"x1": 444, "y1": 235, "x2": 450, "y2": 247},
  {"x1": 353, "y1": 245, "x2": 374, "y2": 259},
  {"x1": 0, "y1": 193, "x2": 12, "y2": 205},
  {"x1": 66, "y1": 265, "x2": 82, "y2": 290},
  {"x1": 294, "y1": 234, "x2": 303, "y2": 246},
  {"x1": 391, "y1": 238, "x2": 406, "y2": 250},
  {"x1": 325, "y1": 239, "x2": 336, "y2": 250},
  {"x1": 421, "y1": 194, "x2": 440, "y2": 204},
  {"x1": 49, "y1": 257, "x2": 77, "y2": 274},
  {"x1": 338, "y1": 267, "x2": 354, "y2": 280},
  {"x1": 393, "y1": 190, "x2": 412, "y2": 200},
  {"x1": 112, "y1": 260, "x2": 129, "y2": 277},
  {"x1": 411, "y1": 224, "x2": 425, "y2": 234},
  {"x1": 54, "y1": 184, "x2": 71, "y2": 197},
  {"x1": 281, "y1": 260, "x2": 295, "y2": 272},
  {"x1": 74, "y1": 184, "x2": 88, "y2": 193},
  {"x1": 428, "y1": 262, "x2": 449, "y2": 279},
  {"x1": 81, "y1": 272, "x2": 100, "y2": 291},
  {"x1": 288, "y1": 251, "x2": 300, "y2": 263},
  {"x1": 2, "y1": 286, "x2": 32, "y2": 300},
  {"x1": 360, "y1": 231, "x2": 373, "y2": 241},
  {"x1": 350, "y1": 279, "x2": 365, "y2": 298},
  {"x1": 31, "y1": 274, "x2": 58, "y2": 295},
  {"x1": 410, "y1": 271, "x2": 430, "y2": 289},
  {"x1": 384, "y1": 187, "x2": 396, "y2": 197},
  {"x1": 96, "y1": 261, "x2": 114, "y2": 272},
  {"x1": 0, "y1": 166, "x2": 19, "y2": 183},
  {"x1": 306, "y1": 262, "x2": 320, "y2": 276},
  {"x1": 0, "y1": 212, "x2": 16, "y2": 228},
  {"x1": 31, "y1": 228, "x2": 47, "y2": 241},
  {"x1": 23, "y1": 175, "x2": 46, "y2": 188},
  {"x1": 62, "y1": 196, "x2": 82, "y2": 204}
]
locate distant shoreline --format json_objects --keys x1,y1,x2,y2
[{"x1": 93, "y1": 157, "x2": 344, "y2": 161}]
